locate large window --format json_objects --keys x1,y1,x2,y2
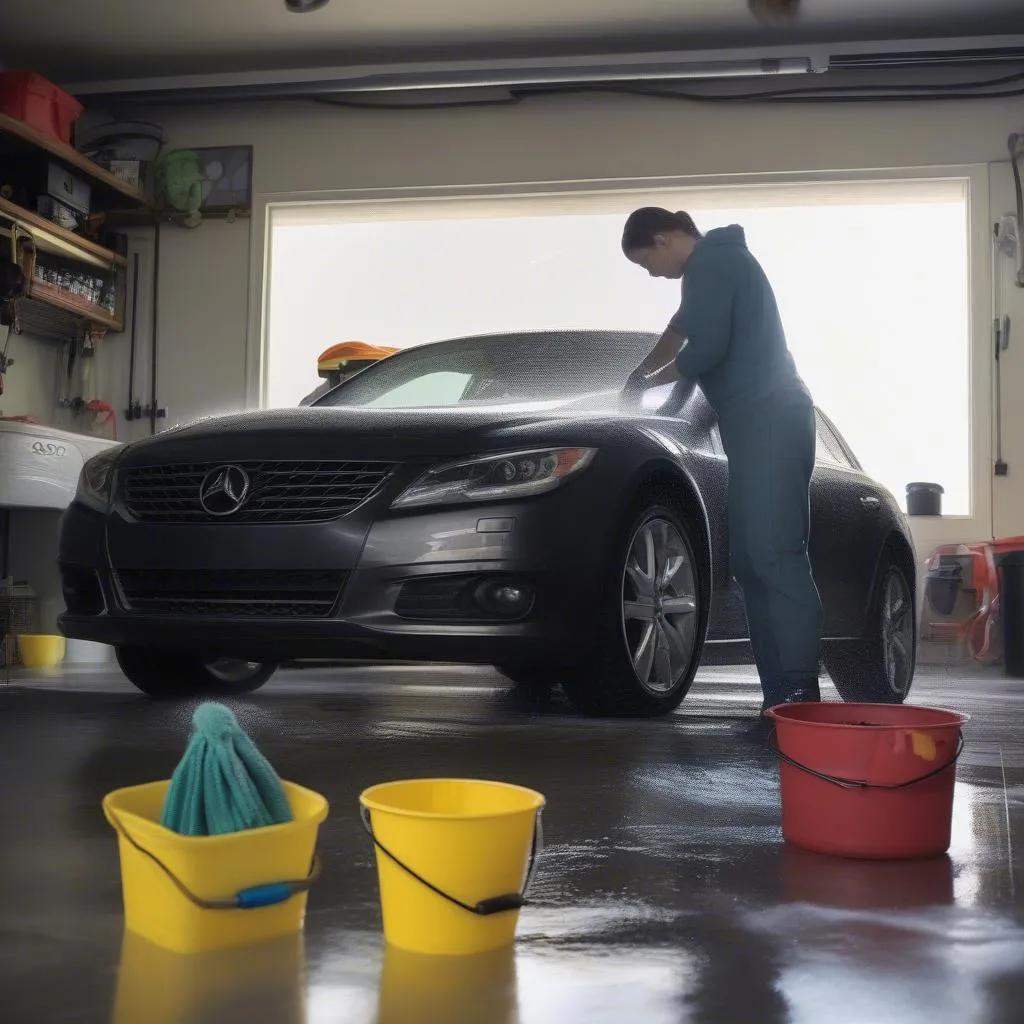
[{"x1": 266, "y1": 178, "x2": 972, "y2": 515}]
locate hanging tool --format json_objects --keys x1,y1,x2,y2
[
  {"x1": 125, "y1": 251, "x2": 142, "y2": 421},
  {"x1": 0, "y1": 220, "x2": 31, "y2": 392},
  {"x1": 0, "y1": 324, "x2": 13, "y2": 397},
  {"x1": 1, "y1": 219, "x2": 28, "y2": 341},
  {"x1": 994, "y1": 314, "x2": 1010, "y2": 477},
  {"x1": 148, "y1": 221, "x2": 166, "y2": 433},
  {"x1": 993, "y1": 215, "x2": 1016, "y2": 476},
  {"x1": 1009, "y1": 133, "x2": 1024, "y2": 288}
]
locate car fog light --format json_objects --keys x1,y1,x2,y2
[{"x1": 474, "y1": 580, "x2": 533, "y2": 617}]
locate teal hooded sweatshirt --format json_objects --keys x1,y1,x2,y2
[{"x1": 669, "y1": 224, "x2": 806, "y2": 418}]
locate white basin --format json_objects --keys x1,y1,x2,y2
[{"x1": 0, "y1": 421, "x2": 120, "y2": 510}]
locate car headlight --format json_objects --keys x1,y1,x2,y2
[
  {"x1": 392, "y1": 447, "x2": 597, "y2": 510},
  {"x1": 76, "y1": 450, "x2": 119, "y2": 510}
]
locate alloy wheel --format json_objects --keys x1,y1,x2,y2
[
  {"x1": 881, "y1": 569, "x2": 914, "y2": 697},
  {"x1": 621, "y1": 517, "x2": 699, "y2": 695}
]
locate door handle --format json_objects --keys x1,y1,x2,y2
[{"x1": 860, "y1": 496, "x2": 881, "y2": 510}]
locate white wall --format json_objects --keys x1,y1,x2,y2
[
  {"x1": 92, "y1": 91, "x2": 1024, "y2": 553},
  {"x1": 991, "y1": 161, "x2": 1024, "y2": 542},
  {"x1": 0, "y1": 329, "x2": 61, "y2": 421}
]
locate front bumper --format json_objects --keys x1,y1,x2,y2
[{"x1": 57, "y1": 484, "x2": 614, "y2": 666}]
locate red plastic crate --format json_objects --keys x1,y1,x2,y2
[
  {"x1": 922, "y1": 535, "x2": 1024, "y2": 663},
  {"x1": 0, "y1": 71, "x2": 83, "y2": 145}
]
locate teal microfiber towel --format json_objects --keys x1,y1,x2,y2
[{"x1": 160, "y1": 702, "x2": 294, "y2": 837}]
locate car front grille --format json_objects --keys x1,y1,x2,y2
[
  {"x1": 121, "y1": 460, "x2": 395, "y2": 524},
  {"x1": 115, "y1": 569, "x2": 345, "y2": 619}
]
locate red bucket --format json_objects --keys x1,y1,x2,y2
[{"x1": 765, "y1": 702, "x2": 968, "y2": 860}]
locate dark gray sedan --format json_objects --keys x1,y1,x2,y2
[{"x1": 58, "y1": 329, "x2": 916, "y2": 715}]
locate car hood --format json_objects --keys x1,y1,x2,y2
[{"x1": 117, "y1": 401, "x2": 642, "y2": 466}]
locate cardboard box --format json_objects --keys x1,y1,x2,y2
[{"x1": 45, "y1": 160, "x2": 91, "y2": 216}]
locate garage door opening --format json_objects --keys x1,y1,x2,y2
[{"x1": 265, "y1": 178, "x2": 972, "y2": 517}]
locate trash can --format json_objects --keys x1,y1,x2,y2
[
  {"x1": 998, "y1": 551, "x2": 1024, "y2": 678},
  {"x1": 906, "y1": 482, "x2": 944, "y2": 517}
]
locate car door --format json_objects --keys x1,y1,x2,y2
[{"x1": 807, "y1": 410, "x2": 882, "y2": 639}]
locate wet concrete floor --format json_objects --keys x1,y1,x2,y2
[{"x1": 0, "y1": 662, "x2": 1022, "y2": 1023}]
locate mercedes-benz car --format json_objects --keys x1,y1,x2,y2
[{"x1": 57, "y1": 329, "x2": 917, "y2": 716}]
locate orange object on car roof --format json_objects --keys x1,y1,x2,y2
[{"x1": 317, "y1": 342, "x2": 398, "y2": 372}]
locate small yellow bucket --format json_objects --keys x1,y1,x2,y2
[
  {"x1": 103, "y1": 779, "x2": 328, "y2": 955},
  {"x1": 17, "y1": 633, "x2": 65, "y2": 668},
  {"x1": 360, "y1": 778, "x2": 545, "y2": 957}
]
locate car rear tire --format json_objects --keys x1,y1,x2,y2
[
  {"x1": 115, "y1": 646, "x2": 278, "y2": 699},
  {"x1": 823, "y1": 557, "x2": 916, "y2": 704},
  {"x1": 561, "y1": 496, "x2": 706, "y2": 717}
]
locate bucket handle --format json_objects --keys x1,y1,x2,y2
[
  {"x1": 105, "y1": 810, "x2": 320, "y2": 911},
  {"x1": 360, "y1": 805, "x2": 544, "y2": 917},
  {"x1": 768, "y1": 729, "x2": 965, "y2": 791}
]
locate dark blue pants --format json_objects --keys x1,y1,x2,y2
[{"x1": 719, "y1": 382, "x2": 824, "y2": 707}]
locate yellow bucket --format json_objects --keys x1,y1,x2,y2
[
  {"x1": 17, "y1": 633, "x2": 65, "y2": 668},
  {"x1": 103, "y1": 779, "x2": 328, "y2": 955},
  {"x1": 359, "y1": 778, "x2": 545, "y2": 956}
]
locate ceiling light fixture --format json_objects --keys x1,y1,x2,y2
[{"x1": 285, "y1": 0, "x2": 330, "y2": 12}]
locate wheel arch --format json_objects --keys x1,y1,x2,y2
[
  {"x1": 862, "y1": 529, "x2": 919, "y2": 633},
  {"x1": 617, "y1": 457, "x2": 715, "y2": 613}
]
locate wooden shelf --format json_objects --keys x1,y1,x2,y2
[
  {"x1": 94, "y1": 206, "x2": 252, "y2": 229},
  {"x1": 26, "y1": 279, "x2": 123, "y2": 332},
  {"x1": 0, "y1": 197, "x2": 126, "y2": 269},
  {"x1": 0, "y1": 112, "x2": 147, "y2": 207}
]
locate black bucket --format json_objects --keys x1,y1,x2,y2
[
  {"x1": 998, "y1": 551, "x2": 1024, "y2": 679},
  {"x1": 906, "y1": 482, "x2": 944, "y2": 517}
]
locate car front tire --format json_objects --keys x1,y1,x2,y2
[
  {"x1": 115, "y1": 646, "x2": 278, "y2": 699},
  {"x1": 561, "y1": 496, "x2": 706, "y2": 717},
  {"x1": 823, "y1": 556, "x2": 916, "y2": 703}
]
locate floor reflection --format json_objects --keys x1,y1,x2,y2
[
  {"x1": 3, "y1": 664, "x2": 1022, "y2": 1024},
  {"x1": 375, "y1": 945, "x2": 519, "y2": 1024},
  {"x1": 112, "y1": 932, "x2": 307, "y2": 1024}
]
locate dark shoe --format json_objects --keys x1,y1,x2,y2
[{"x1": 761, "y1": 677, "x2": 822, "y2": 714}]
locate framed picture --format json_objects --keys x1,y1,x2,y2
[{"x1": 190, "y1": 145, "x2": 253, "y2": 214}]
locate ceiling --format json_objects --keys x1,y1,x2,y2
[{"x1": 2, "y1": 0, "x2": 1023, "y2": 84}]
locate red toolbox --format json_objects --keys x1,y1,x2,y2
[{"x1": 0, "y1": 71, "x2": 83, "y2": 145}]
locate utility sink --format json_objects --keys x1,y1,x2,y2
[{"x1": 0, "y1": 421, "x2": 119, "y2": 510}]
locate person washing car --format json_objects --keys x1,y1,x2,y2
[{"x1": 620, "y1": 208, "x2": 822, "y2": 712}]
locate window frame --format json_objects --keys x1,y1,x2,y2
[
  {"x1": 257, "y1": 165, "x2": 991, "y2": 544},
  {"x1": 814, "y1": 408, "x2": 862, "y2": 473}
]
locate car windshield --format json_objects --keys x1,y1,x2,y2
[{"x1": 315, "y1": 330, "x2": 657, "y2": 410}]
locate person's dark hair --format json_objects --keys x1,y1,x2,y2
[{"x1": 621, "y1": 207, "x2": 702, "y2": 252}]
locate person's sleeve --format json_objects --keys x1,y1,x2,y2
[{"x1": 668, "y1": 248, "x2": 738, "y2": 377}]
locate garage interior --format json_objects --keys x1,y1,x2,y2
[{"x1": 3, "y1": 2, "x2": 1024, "y2": 1021}]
